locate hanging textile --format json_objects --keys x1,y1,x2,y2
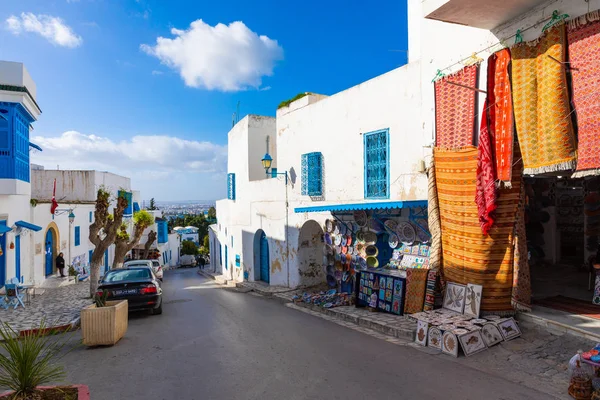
[
  {"x1": 435, "y1": 146, "x2": 522, "y2": 314},
  {"x1": 511, "y1": 23, "x2": 576, "y2": 175},
  {"x1": 423, "y1": 269, "x2": 438, "y2": 311},
  {"x1": 404, "y1": 268, "x2": 429, "y2": 314},
  {"x1": 434, "y1": 65, "x2": 479, "y2": 148},
  {"x1": 427, "y1": 164, "x2": 442, "y2": 271},
  {"x1": 475, "y1": 57, "x2": 498, "y2": 235},
  {"x1": 568, "y1": 11, "x2": 600, "y2": 178},
  {"x1": 491, "y1": 49, "x2": 515, "y2": 185},
  {"x1": 512, "y1": 180, "x2": 531, "y2": 311}
]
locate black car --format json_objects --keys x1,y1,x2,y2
[{"x1": 97, "y1": 267, "x2": 163, "y2": 315}]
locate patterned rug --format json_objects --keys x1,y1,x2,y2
[
  {"x1": 490, "y1": 49, "x2": 514, "y2": 185},
  {"x1": 427, "y1": 165, "x2": 442, "y2": 271},
  {"x1": 435, "y1": 147, "x2": 522, "y2": 314},
  {"x1": 404, "y1": 268, "x2": 429, "y2": 314},
  {"x1": 568, "y1": 11, "x2": 600, "y2": 177},
  {"x1": 423, "y1": 269, "x2": 438, "y2": 311},
  {"x1": 511, "y1": 23, "x2": 577, "y2": 175},
  {"x1": 434, "y1": 65, "x2": 478, "y2": 148}
]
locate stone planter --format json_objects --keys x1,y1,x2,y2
[
  {"x1": 81, "y1": 300, "x2": 128, "y2": 346},
  {"x1": 0, "y1": 385, "x2": 90, "y2": 399}
]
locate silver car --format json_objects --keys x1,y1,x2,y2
[{"x1": 124, "y1": 260, "x2": 163, "y2": 281}]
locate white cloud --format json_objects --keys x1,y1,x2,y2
[
  {"x1": 31, "y1": 131, "x2": 227, "y2": 176},
  {"x1": 141, "y1": 20, "x2": 283, "y2": 92},
  {"x1": 6, "y1": 12, "x2": 82, "y2": 48}
]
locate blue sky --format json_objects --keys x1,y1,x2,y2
[{"x1": 1, "y1": 0, "x2": 408, "y2": 201}]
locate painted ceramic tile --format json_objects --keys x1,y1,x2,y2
[
  {"x1": 386, "y1": 278, "x2": 394, "y2": 290},
  {"x1": 464, "y1": 284, "x2": 483, "y2": 318},
  {"x1": 497, "y1": 318, "x2": 521, "y2": 341},
  {"x1": 443, "y1": 283, "x2": 467, "y2": 313},
  {"x1": 411, "y1": 245, "x2": 420, "y2": 255},
  {"x1": 392, "y1": 299, "x2": 401, "y2": 314},
  {"x1": 458, "y1": 330, "x2": 487, "y2": 357},
  {"x1": 442, "y1": 331, "x2": 459, "y2": 357},
  {"x1": 428, "y1": 327, "x2": 442, "y2": 350},
  {"x1": 481, "y1": 323, "x2": 504, "y2": 347},
  {"x1": 415, "y1": 320, "x2": 429, "y2": 346},
  {"x1": 379, "y1": 277, "x2": 386, "y2": 288},
  {"x1": 369, "y1": 293, "x2": 377, "y2": 308},
  {"x1": 385, "y1": 289, "x2": 393, "y2": 302},
  {"x1": 379, "y1": 289, "x2": 386, "y2": 300},
  {"x1": 385, "y1": 304, "x2": 391, "y2": 312}
]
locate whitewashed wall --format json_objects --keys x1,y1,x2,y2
[{"x1": 31, "y1": 170, "x2": 131, "y2": 203}]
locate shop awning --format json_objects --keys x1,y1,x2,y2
[
  {"x1": 294, "y1": 200, "x2": 427, "y2": 213},
  {"x1": 29, "y1": 142, "x2": 42, "y2": 152},
  {"x1": 14, "y1": 221, "x2": 42, "y2": 232},
  {"x1": 0, "y1": 225, "x2": 11, "y2": 235}
]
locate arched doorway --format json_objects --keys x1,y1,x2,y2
[
  {"x1": 43, "y1": 223, "x2": 60, "y2": 277},
  {"x1": 298, "y1": 220, "x2": 325, "y2": 287},
  {"x1": 253, "y1": 229, "x2": 269, "y2": 284}
]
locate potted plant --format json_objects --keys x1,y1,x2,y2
[
  {"x1": 80, "y1": 291, "x2": 128, "y2": 347},
  {"x1": 0, "y1": 322, "x2": 90, "y2": 399}
]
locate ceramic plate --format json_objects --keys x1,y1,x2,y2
[
  {"x1": 384, "y1": 219, "x2": 399, "y2": 233},
  {"x1": 471, "y1": 318, "x2": 488, "y2": 325},
  {"x1": 334, "y1": 235, "x2": 342, "y2": 246},
  {"x1": 324, "y1": 233, "x2": 332, "y2": 245},
  {"x1": 325, "y1": 219, "x2": 334, "y2": 233},
  {"x1": 354, "y1": 210, "x2": 368, "y2": 227},
  {"x1": 365, "y1": 245, "x2": 378, "y2": 257},
  {"x1": 397, "y1": 221, "x2": 417, "y2": 244},
  {"x1": 363, "y1": 231, "x2": 377, "y2": 245},
  {"x1": 388, "y1": 233, "x2": 400, "y2": 248},
  {"x1": 339, "y1": 222, "x2": 347, "y2": 235},
  {"x1": 452, "y1": 328, "x2": 469, "y2": 335}
]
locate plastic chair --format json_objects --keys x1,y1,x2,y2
[{"x1": 4, "y1": 283, "x2": 25, "y2": 309}]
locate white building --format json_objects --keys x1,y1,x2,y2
[
  {"x1": 211, "y1": 0, "x2": 600, "y2": 289},
  {"x1": 173, "y1": 226, "x2": 199, "y2": 245}
]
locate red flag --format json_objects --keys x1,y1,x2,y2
[{"x1": 50, "y1": 178, "x2": 58, "y2": 215}]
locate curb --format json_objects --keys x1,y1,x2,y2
[{"x1": 517, "y1": 311, "x2": 600, "y2": 343}]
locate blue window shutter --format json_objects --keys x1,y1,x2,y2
[
  {"x1": 301, "y1": 152, "x2": 323, "y2": 196},
  {"x1": 89, "y1": 211, "x2": 93, "y2": 223},
  {"x1": 364, "y1": 129, "x2": 390, "y2": 199},
  {"x1": 89, "y1": 250, "x2": 93, "y2": 264},
  {"x1": 133, "y1": 202, "x2": 140, "y2": 212},
  {"x1": 227, "y1": 173, "x2": 236, "y2": 200},
  {"x1": 157, "y1": 220, "x2": 168, "y2": 244},
  {"x1": 74, "y1": 226, "x2": 81, "y2": 246},
  {"x1": 0, "y1": 105, "x2": 34, "y2": 182},
  {"x1": 235, "y1": 255, "x2": 240, "y2": 267}
]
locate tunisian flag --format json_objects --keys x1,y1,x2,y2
[{"x1": 50, "y1": 179, "x2": 59, "y2": 215}]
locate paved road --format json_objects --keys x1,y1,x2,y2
[{"x1": 61, "y1": 269, "x2": 551, "y2": 400}]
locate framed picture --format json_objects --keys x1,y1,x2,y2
[
  {"x1": 386, "y1": 278, "x2": 393, "y2": 290},
  {"x1": 481, "y1": 323, "x2": 504, "y2": 347},
  {"x1": 443, "y1": 283, "x2": 467, "y2": 313},
  {"x1": 385, "y1": 289, "x2": 393, "y2": 302},
  {"x1": 415, "y1": 320, "x2": 428, "y2": 346},
  {"x1": 427, "y1": 327, "x2": 442, "y2": 350},
  {"x1": 442, "y1": 331, "x2": 459, "y2": 357},
  {"x1": 464, "y1": 283, "x2": 483, "y2": 318},
  {"x1": 458, "y1": 331, "x2": 487, "y2": 357},
  {"x1": 497, "y1": 318, "x2": 521, "y2": 341}
]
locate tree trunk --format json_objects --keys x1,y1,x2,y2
[
  {"x1": 89, "y1": 251, "x2": 105, "y2": 297},
  {"x1": 112, "y1": 242, "x2": 129, "y2": 269},
  {"x1": 142, "y1": 231, "x2": 157, "y2": 259}
]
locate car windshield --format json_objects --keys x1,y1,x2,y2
[
  {"x1": 126, "y1": 262, "x2": 150, "y2": 268},
  {"x1": 103, "y1": 268, "x2": 151, "y2": 282}
]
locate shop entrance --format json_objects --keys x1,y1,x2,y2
[
  {"x1": 298, "y1": 220, "x2": 325, "y2": 287},
  {"x1": 253, "y1": 229, "x2": 269, "y2": 284},
  {"x1": 527, "y1": 176, "x2": 600, "y2": 311}
]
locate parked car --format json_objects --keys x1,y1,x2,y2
[
  {"x1": 97, "y1": 267, "x2": 163, "y2": 315},
  {"x1": 124, "y1": 260, "x2": 163, "y2": 281},
  {"x1": 180, "y1": 254, "x2": 197, "y2": 268}
]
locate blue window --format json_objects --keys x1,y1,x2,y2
[
  {"x1": 0, "y1": 104, "x2": 34, "y2": 182},
  {"x1": 219, "y1": 244, "x2": 222, "y2": 265},
  {"x1": 227, "y1": 173, "x2": 236, "y2": 200},
  {"x1": 74, "y1": 226, "x2": 81, "y2": 246},
  {"x1": 118, "y1": 190, "x2": 133, "y2": 216},
  {"x1": 301, "y1": 152, "x2": 323, "y2": 196},
  {"x1": 235, "y1": 255, "x2": 240, "y2": 267},
  {"x1": 364, "y1": 129, "x2": 390, "y2": 199},
  {"x1": 157, "y1": 220, "x2": 168, "y2": 244},
  {"x1": 89, "y1": 211, "x2": 93, "y2": 223}
]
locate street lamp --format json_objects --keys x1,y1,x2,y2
[
  {"x1": 261, "y1": 152, "x2": 287, "y2": 184},
  {"x1": 68, "y1": 211, "x2": 75, "y2": 225}
]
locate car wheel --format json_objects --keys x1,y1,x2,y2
[{"x1": 152, "y1": 301, "x2": 163, "y2": 315}]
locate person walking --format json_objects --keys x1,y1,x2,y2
[{"x1": 56, "y1": 252, "x2": 66, "y2": 277}]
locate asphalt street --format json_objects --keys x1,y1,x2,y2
[{"x1": 60, "y1": 268, "x2": 552, "y2": 400}]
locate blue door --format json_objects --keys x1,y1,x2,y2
[
  {"x1": 225, "y1": 246, "x2": 228, "y2": 270},
  {"x1": 0, "y1": 221, "x2": 6, "y2": 285},
  {"x1": 259, "y1": 232, "x2": 269, "y2": 284},
  {"x1": 45, "y1": 230, "x2": 54, "y2": 276},
  {"x1": 15, "y1": 235, "x2": 20, "y2": 282},
  {"x1": 104, "y1": 250, "x2": 109, "y2": 273}
]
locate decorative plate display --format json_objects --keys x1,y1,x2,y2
[
  {"x1": 496, "y1": 318, "x2": 521, "y2": 341},
  {"x1": 326, "y1": 275, "x2": 336, "y2": 287},
  {"x1": 326, "y1": 253, "x2": 335, "y2": 264},
  {"x1": 334, "y1": 270, "x2": 342, "y2": 281},
  {"x1": 388, "y1": 233, "x2": 400, "y2": 249},
  {"x1": 363, "y1": 231, "x2": 377, "y2": 245},
  {"x1": 365, "y1": 245, "x2": 379, "y2": 257},
  {"x1": 366, "y1": 256, "x2": 379, "y2": 268},
  {"x1": 415, "y1": 218, "x2": 431, "y2": 243},
  {"x1": 345, "y1": 253, "x2": 352, "y2": 263},
  {"x1": 338, "y1": 222, "x2": 347, "y2": 235},
  {"x1": 326, "y1": 265, "x2": 334, "y2": 275},
  {"x1": 346, "y1": 235, "x2": 353, "y2": 246},
  {"x1": 471, "y1": 318, "x2": 488, "y2": 325},
  {"x1": 439, "y1": 324, "x2": 454, "y2": 331},
  {"x1": 452, "y1": 328, "x2": 469, "y2": 335},
  {"x1": 333, "y1": 222, "x2": 340, "y2": 235},
  {"x1": 325, "y1": 219, "x2": 334, "y2": 233},
  {"x1": 443, "y1": 283, "x2": 467, "y2": 313},
  {"x1": 347, "y1": 246, "x2": 354, "y2": 256},
  {"x1": 354, "y1": 210, "x2": 368, "y2": 227},
  {"x1": 415, "y1": 320, "x2": 428, "y2": 346},
  {"x1": 428, "y1": 327, "x2": 442, "y2": 350},
  {"x1": 442, "y1": 331, "x2": 459, "y2": 357},
  {"x1": 353, "y1": 246, "x2": 360, "y2": 256},
  {"x1": 458, "y1": 330, "x2": 487, "y2": 357},
  {"x1": 334, "y1": 235, "x2": 342, "y2": 246},
  {"x1": 368, "y1": 218, "x2": 385, "y2": 234},
  {"x1": 324, "y1": 244, "x2": 334, "y2": 255},
  {"x1": 355, "y1": 230, "x2": 365, "y2": 243},
  {"x1": 345, "y1": 221, "x2": 354, "y2": 234},
  {"x1": 324, "y1": 233, "x2": 332, "y2": 245},
  {"x1": 397, "y1": 222, "x2": 417, "y2": 244},
  {"x1": 359, "y1": 257, "x2": 367, "y2": 269},
  {"x1": 384, "y1": 219, "x2": 399, "y2": 233},
  {"x1": 341, "y1": 246, "x2": 348, "y2": 255},
  {"x1": 481, "y1": 323, "x2": 504, "y2": 347},
  {"x1": 323, "y1": 302, "x2": 333, "y2": 308}
]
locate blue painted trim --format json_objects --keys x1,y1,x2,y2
[
  {"x1": 89, "y1": 211, "x2": 93, "y2": 223},
  {"x1": 74, "y1": 226, "x2": 81, "y2": 246},
  {"x1": 363, "y1": 128, "x2": 390, "y2": 200},
  {"x1": 294, "y1": 200, "x2": 427, "y2": 213},
  {"x1": 14, "y1": 221, "x2": 42, "y2": 232},
  {"x1": 15, "y1": 234, "x2": 20, "y2": 281},
  {"x1": 28, "y1": 142, "x2": 42, "y2": 152},
  {"x1": 0, "y1": 225, "x2": 11, "y2": 235}
]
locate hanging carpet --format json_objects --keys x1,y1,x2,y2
[
  {"x1": 427, "y1": 164, "x2": 442, "y2": 271},
  {"x1": 435, "y1": 147, "x2": 523, "y2": 314},
  {"x1": 511, "y1": 23, "x2": 576, "y2": 175},
  {"x1": 434, "y1": 65, "x2": 479, "y2": 148},
  {"x1": 568, "y1": 11, "x2": 600, "y2": 177}
]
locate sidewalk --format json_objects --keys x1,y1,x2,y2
[{"x1": 0, "y1": 283, "x2": 91, "y2": 334}]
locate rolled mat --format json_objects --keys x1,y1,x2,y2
[
  {"x1": 511, "y1": 23, "x2": 576, "y2": 175},
  {"x1": 568, "y1": 11, "x2": 600, "y2": 178}
]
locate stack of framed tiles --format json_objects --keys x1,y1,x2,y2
[
  {"x1": 356, "y1": 270, "x2": 406, "y2": 315},
  {"x1": 411, "y1": 281, "x2": 522, "y2": 357}
]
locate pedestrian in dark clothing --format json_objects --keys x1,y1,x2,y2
[
  {"x1": 56, "y1": 252, "x2": 66, "y2": 277},
  {"x1": 198, "y1": 256, "x2": 205, "y2": 269}
]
